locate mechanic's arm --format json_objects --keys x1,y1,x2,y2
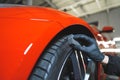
[
  {"x1": 69, "y1": 34, "x2": 120, "y2": 76},
  {"x1": 103, "y1": 55, "x2": 120, "y2": 76}
]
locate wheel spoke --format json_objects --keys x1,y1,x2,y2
[
  {"x1": 59, "y1": 50, "x2": 97, "y2": 80},
  {"x1": 73, "y1": 50, "x2": 96, "y2": 80},
  {"x1": 84, "y1": 59, "x2": 96, "y2": 80},
  {"x1": 70, "y1": 50, "x2": 84, "y2": 80}
]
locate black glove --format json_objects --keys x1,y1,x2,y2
[{"x1": 68, "y1": 34, "x2": 104, "y2": 62}]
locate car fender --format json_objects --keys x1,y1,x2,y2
[
  {"x1": 0, "y1": 6, "x2": 95, "y2": 80},
  {"x1": 0, "y1": 18, "x2": 63, "y2": 80}
]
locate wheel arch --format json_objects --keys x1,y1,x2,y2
[{"x1": 50, "y1": 24, "x2": 95, "y2": 43}]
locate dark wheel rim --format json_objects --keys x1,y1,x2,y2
[{"x1": 58, "y1": 50, "x2": 96, "y2": 80}]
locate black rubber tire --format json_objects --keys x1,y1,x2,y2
[{"x1": 29, "y1": 34, "x2": 97, "y2": 80}]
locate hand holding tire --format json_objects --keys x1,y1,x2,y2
[{"x1": 69, "y1": 34, "x2": 105, "y2": 62}]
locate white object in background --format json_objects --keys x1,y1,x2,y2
[{"x1": 100, "y1": 48, "x2": 120, "y2": 53}]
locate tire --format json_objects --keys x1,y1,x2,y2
[{"x1": 29, "y1": 34, "x2": 98, "y2": 80}]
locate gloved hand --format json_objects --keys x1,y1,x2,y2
[{"x1": 69, "y1": 34, "x2": 105, "y2": 62}]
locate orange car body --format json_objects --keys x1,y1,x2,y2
[{"x1": 0, "y1": 5, "x2": 99, "y2": 80}]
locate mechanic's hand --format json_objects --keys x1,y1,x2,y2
[{"x1": 69, "y1": 34, "x2": 105, "y2": 62}]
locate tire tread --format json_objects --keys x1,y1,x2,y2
[{"x1": 29, "y1": 36, "x2": 67, "y2": 80}]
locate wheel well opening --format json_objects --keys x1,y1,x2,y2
[{"x1": 52, "y1": 25, "x2": 94, "y2": 42}]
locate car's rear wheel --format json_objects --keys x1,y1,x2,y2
[{"x1": 29, "y1": 34, "x2": 98, "y2": 80}]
